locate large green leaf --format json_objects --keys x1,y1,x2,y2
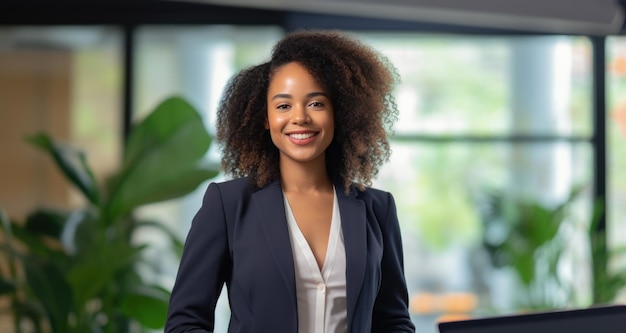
[
  {"x1": 66, "y1": 263, "x2": 118, "y2": 308},
  {"x1": 25, "y1": 133, "x2": 100, "y2": 206},
  {"x1": 66, "y1": 241, "x2": 143, "y2": 306},
  {"x1": 23, "y1": 258, "x2": 73, "y2": 333},
  {"x1": 118, "y1": 285, "x2": 170, "y2": 329},
  {"x1": 123, "y1": 97, "x2": 209, "y2": 171},
  {"x1": 105, "y1": 96, "x2": 218, "y2": 221},
  {"x1": 106, "y1": 168, "x2": 218, "y2": 223}
]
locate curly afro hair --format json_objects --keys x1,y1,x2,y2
[{"x1": 216, "y1": 30, "x2": 399, "y2": 193}]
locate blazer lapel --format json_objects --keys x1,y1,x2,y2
[
  {"x1": 251, "y1": 180, "x2": 297, "y2": 309},
  {"x1": 251, "y1": 179, "x2": 367, "y2": 327},
  {"x1": 336, "y1": 184, "x2": 367, "y2": 328}
]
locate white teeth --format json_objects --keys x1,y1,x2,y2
[{"x1": 289, "y1": 133, "x2": 315, "y2": 140}]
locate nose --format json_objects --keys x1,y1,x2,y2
[{"x1": 291, "y1": 104, "x2": 310, "y2": 124}]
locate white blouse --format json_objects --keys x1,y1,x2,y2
[{"x1": 283, "y1": 190, "x2": 348, "y2": 333}]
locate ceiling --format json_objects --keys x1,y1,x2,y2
[{"x1": 173, "y1": 0, "x2": 626, "y2": 35}]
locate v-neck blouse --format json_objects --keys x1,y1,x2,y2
[{"x1": 283, "y1": 189, "x2": 348, "y2": 333}]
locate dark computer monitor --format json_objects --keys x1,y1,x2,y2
[{"x1": 438, "y1": 304, "x2": 626, "y2": 333}]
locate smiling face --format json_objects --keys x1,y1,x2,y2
[{"x1": 266, "y1": 62, "x2": 334, "y2": 169}]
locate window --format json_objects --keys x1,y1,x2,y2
[
  {"x1": 0, "y1": 26, "x2": 122, "y2": 217},
  {"x1": 360, "y1": 33, "x2": 594, "y2": 332}
]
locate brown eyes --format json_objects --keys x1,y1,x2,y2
[{"x1": 274, "y1": 101, "x2": 325, "y2": 110}]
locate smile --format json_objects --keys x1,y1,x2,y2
[{"x1": 287, "y1": 132, "x2": 317, "y2": 140}]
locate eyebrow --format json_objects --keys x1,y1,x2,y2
[{"x1": 270, "y1": 92, "x2": 328, "y2": 101}]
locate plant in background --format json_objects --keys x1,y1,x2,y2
[
  {"x1": 588, "y1": 199, "x2": 626, "y2": 305},
  {"x1": 477, "y1": 186, "x2": 587, "y2": 311},
  {"x1": 478, "y1": 186, "x2": 626, "y2": 312},
  {"x1": 0, "y1": 96, "x2": 219, "y2": 333}
]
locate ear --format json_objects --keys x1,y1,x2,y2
[{"x1": 264, "y1": 118, "x2": 269, "y2": 129}]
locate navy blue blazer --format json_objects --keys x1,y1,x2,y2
[{"x1": 165, "y1": 177, "x2": 415, "y2": 333}]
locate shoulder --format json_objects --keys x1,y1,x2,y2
[
  {"x1": 335, "y1": 181, "x2": 395, "y2": 207},
  {"x1": 355, "y1": 185, "x2": 394, "y2": 205},
  {"x1": 352, "y1": 185, "x2": 397, "y2": 220},
  {"x1": 202, "y1": 177, "x2": 254, "y2": 205},
  {"x1": 208, "y1": 176, "x2": 282, "y2": 201},
  {"x1": 211, "y1": 177, "x2": 253, "y2": 193}
]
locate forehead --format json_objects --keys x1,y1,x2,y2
[{"x1": 268, "y1": 62, "x2": 323, "y2": 91}]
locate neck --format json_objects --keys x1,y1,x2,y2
[{"x1": 279, "y1": 158, "x2": 333, "y2": 194}]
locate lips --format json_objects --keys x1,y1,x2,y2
[
  {"x1": 285, "y1": 131, "x2": 318, "y2": 144},
  {"x1": 287, "y1": 132, "x2": 317, "y2": 140}
]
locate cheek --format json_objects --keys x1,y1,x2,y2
[{"x1": 267, "y1": 114, "x2": 289, "y2": 130}]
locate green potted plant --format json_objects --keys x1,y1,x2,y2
[
  {"x1": 478, "y1": 186, "x2": 586, "y2": 310},
  {"x1": 479, "y1": 186, "x2": 626, "y2": 311},
  {"x1": 0, "y1": 96, "x2": 219, "y2": 332}
]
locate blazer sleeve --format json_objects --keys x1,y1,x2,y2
[
  {"x1": 371, "y1": 192, "x2": 416, "y2": 332},
  {"x1": 165, "y1": 182, "x2": 231, "y2": 333}
]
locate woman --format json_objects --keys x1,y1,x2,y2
[{"x1": 165, "y1": 30, "x2": 415, "y2": 333}]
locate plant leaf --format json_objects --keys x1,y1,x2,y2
[
  {"x1": 511, "y1": 248, "x2": 535, "y2": 286},
  {"x1": 25, "y1": 133, "x2": 100, "y2": 206},
  {"x1": 66, "y1": 242, "x2": 143, "y2": 306},
  {"x1": 119, "y1": 285, "x2": 170, "y2": 329},
  {"x1": 9, "y1": 222, "x2": 64, "y2": 261},
  {"x1": 104, "y1": 96, "x2": 218, "y2": 221},
  {"x1": 24, "y1": 209, "x2": 67, "y2": 240},
  {"x1": 23, "y1": 258, "x2": 72, "y2": 333}
]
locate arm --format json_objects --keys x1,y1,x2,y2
[
  {"x1": 165, "y1": 182, "x2": 231, "y2": 333},
  {"x1": 371, "y1": 192, "x2": 416, "y2": 332}
]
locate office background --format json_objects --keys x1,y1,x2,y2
[{"x1": 1, "y1": 1, "x2": 626, "y2": 332}]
